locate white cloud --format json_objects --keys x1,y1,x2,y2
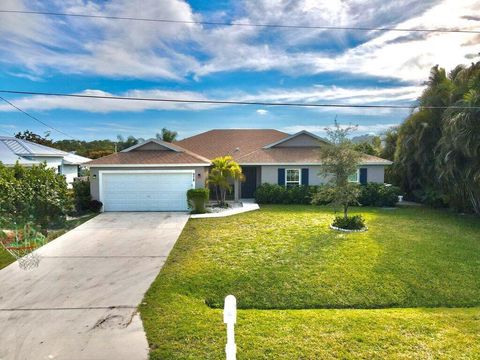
[
  {"x1": 0, "y1": 89, "x2": 222, "y2": 113},
  {"x1": 0, "y1": 0, "x2": 199, "y2": 79},
  {"x1": 0, "y1": 84, "x2": 422, "y2": 113},
  {"x1": 1, "y1": 0, "x2": 478, "y2": 82}
]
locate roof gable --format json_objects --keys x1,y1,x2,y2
[
  {"x1": 122, "y1": 139, "x2": 184, "y2": 152},
  {"x1": 263, "y1": 130, "x2": 328, "y2": 149}
]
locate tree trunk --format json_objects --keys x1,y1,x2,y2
[
  {"x1": 343, "y1": 203, "x2": 348, "y2": 219},
  {"x1": 221, "y1": 187, "x2": 227, "y2": 207},
  {"x1": 215, "y1": 186, "x2": 220, "y2": 205}
]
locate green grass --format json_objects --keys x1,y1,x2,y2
[
  {"x1": 0, "y1": 213, "x2": 97, "y2": 269},
  {"x1": 139, "y1": 205, "x2": 480, "y2": 358}
]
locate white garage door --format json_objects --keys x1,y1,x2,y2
[{"x1": 100, "y1": 171, "x2": 194, "y2": 211}]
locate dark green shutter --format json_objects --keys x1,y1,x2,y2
[
  {"x1": 278, "y1": 168, "x2": 285, "y2": 186},
  {"x1": 301, "y1": 168, "x2": 309, "y2": 185}
]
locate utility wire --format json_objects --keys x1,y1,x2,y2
[
  {"x1": 1, "y1": 89, "x2": 477, "y2": 110},
  {"x1": 0, "y1": 95, "x2": 73, "y2": 138},
  {"x1": 0, "y1": 9, "x2": 478, "y2": 34}
]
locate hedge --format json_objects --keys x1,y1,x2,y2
[
  {"x1": 0, "y1": 162, "x2": 71, "y2": 229},
  {"x1": 72, "y1": 180, "x2": 91, "y2": 212},
  {"x1": 254, "y1": 183, "x2": 319, "y2": 204},
  {"x1": 256, "y1": 182, "x2": 402, "y2": 207},
  {"x1": 358, "y1": 183, "x2": 402, "y2": 207}
]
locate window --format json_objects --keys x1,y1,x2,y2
[
  {"x1": 286, "y1": 169, "x2": 301, "y2": 187},
  {"x1": 348, "y1": 170, "x2": 359, "y2": 183}
]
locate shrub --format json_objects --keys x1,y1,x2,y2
[
  {"x1": 358, "y1": 183, "x2": 402, "y2": 207},
  {"x1": 89, "y1": 200, "x2": 103, "y2": 213},
  {"x1": 0, "y1": 162, "x2": 70, "y2": 229},
  {"x1": 254, "y1": 183, "x2": 286, "y2": 204},
  {"x1": 72, "y1": 180, "x2": 91, "y2": 212},
  {"x1": 187, "y1": 188, "x2": 210, "y2": 214},
  {"x1": 311, "y1": 185, "x2": 335, "y2": 205},
  {"x1": 332, "y1": 215, "x2": 366, "y2": 230},
  {"x1": 255, "y1": 183, "x2": 318, "y2": 204}
]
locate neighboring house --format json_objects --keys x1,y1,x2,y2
[
  {"x1": 86, "y1": 129, "x2": 392, "y2": 212},
  {"x1": 0, "y1": 136, "x2": 91, "y2": 186}
]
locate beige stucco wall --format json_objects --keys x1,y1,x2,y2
[
  {"x1": 260, "y1": 165, "x2": 386, "y2": 185},
  {"x1": 89, "y1": 166, "x2": 209, "y2": 201}
]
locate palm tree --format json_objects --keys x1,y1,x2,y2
[
  {"x1": 394, "y1": 61, "x2": 480, "y2": 213},
  {"x1": 207, "y1": 156, "x2": 244, "y2": 207},
  {"x1": 438, "y1": 89, "x2": 480, "y2": 213},
  {"x1": 158, "y1": 128, "x2": 178, "y2": 143}
]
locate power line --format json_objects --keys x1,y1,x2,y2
[
  {"x1": 0, "y1": 95, "x2": 73, "y2": 138},
  {"x1": 0, "y1": 9, "x2": 478, "y2": 34},
  {"x1": 0, "y1": 89, "x2": 477, "y2": 110}
]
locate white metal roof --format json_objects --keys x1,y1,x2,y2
[
  {"x1": 0, "y1": 136, "x2": 91, "y2": 165},
  {"x1": 63, "y1": 153, "x2": 92, "y2": 165}
]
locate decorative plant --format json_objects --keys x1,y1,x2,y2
[
  {"x1": 187, "y1": 188, "x2": 210, "y2": 214},
  {"x1": 332, "y1": 215, "x2": 365, "y2": 230},
  {"x1": 89, "y1": 200, "x2": 103, "y2": 213},
  {"x1": 318, "y1": 121, "x2": 362, "y2": 221},
  {"x1": 207, "y1": 156, "x2": 244, "y2": 207}
]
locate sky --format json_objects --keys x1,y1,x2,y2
[{"x1": 0, "y1": 0, "x2": 479, "y2": 141}]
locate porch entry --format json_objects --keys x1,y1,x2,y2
[{"x1": 241, "y1": 166, "x2": 257, "y2": 198}]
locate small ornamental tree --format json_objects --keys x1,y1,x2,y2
[
  {"x1": 318, "y1": 121, "x2": 362, "y2": 220},
  {"x1": 207, "y1": 156, "x2": 244, "y2": 207}
]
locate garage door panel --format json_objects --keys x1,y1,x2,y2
[{"x1": 101, "y1": 172, "x2": 194, "y2": 211}]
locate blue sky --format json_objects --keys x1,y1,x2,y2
[{"x1": 0, "y1": 0, "x2": 478, "y2": 140}]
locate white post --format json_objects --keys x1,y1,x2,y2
[
  {"x1": 234, "y1": 179, "x2": 240, "y2": 203},
  {"x1": 224, "y1": 295, "x2": 237, "y2": 360}
]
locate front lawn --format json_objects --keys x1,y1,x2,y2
[
  {"x1": 140, "y1": 205, "x2": 480, "y2": 359},
  {"x1": 0, "y1": 213, "x2": 97, "y2": 269}
]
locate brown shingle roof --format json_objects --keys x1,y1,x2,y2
[
  {"x1": 237, "y1": 147, "x2": 392, "y2": 165},
  {"x1": 86, "y1": 149, "x2": 210, "y2": 166},
  {"x1": 176, "y1": 129, "x2": 288, "y2": 160}
]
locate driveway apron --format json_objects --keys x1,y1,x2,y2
[{"x1": 0, "y1": 212, "x2": 189, "y2": 360}]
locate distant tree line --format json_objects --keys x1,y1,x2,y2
[{"x1": 15, "y1": 128, "x2": 178, "y2": 159}]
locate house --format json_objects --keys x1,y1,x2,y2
[
  {"x1": 86, "y1": 129, "x2": 392, "y2": 212},
  {"x1": 0, "y1": 136, "x2": 91, "y2": 186}
]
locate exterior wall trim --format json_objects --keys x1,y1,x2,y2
[
  {"x1": 239, "y1": 162, "x2": 391, "y2": 166},
  {"x1": 88, "y1": 163, "x2": 210, "y2": 168},
  {"x1": 98, "y1": 169, "x2": 195, "y2": 212}
]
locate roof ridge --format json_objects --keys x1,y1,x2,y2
[{"x1": 180, "y1": 148, "x2": 211, "y2": 163}]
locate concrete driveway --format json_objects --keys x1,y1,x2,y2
[{"x1": 0, "y1": 212, "x2": 189, "y2": 360}]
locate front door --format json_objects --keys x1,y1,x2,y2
[{"x1": 241, "y1": 167, "x2": 257, "y2": 198}]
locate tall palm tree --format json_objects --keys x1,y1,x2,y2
[
  {"x1": 394, "y1": 61, "x2": 480, "y2": 213},
  {"x1": 438, "y1": 89, "x2": 480, "y2": 213}
]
